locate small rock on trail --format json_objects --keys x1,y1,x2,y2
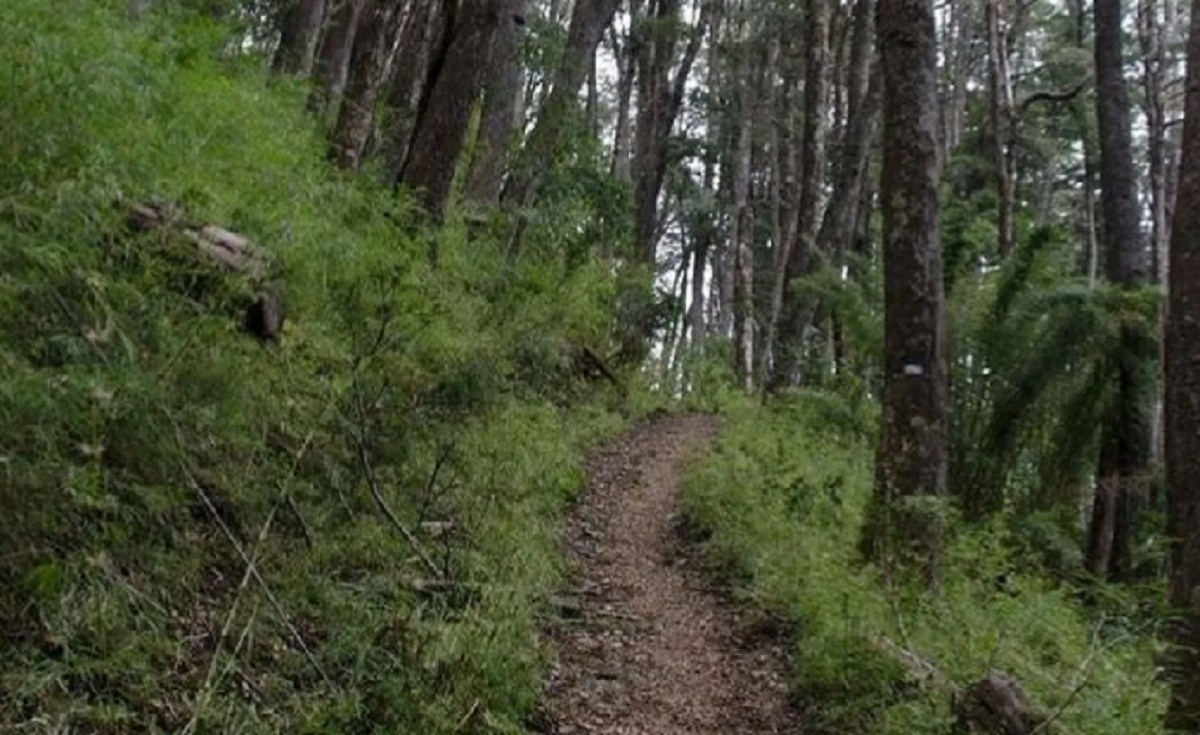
[{"x1": 536, "y1": 414, "x2": 802, "y2": 735}]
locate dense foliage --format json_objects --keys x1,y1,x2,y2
[
  {"x1": 683, "y1": 391, "x2": 1167, "y2": 734},
  {"x1": 0, "y1": 2, "x2": 636, "y2": 731}
]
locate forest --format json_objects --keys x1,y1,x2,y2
[{"x1": 3, "y1": 0, "x2": 1200, "y2": 732}]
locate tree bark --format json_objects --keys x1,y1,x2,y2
[
  {"x1": 939, "y1": 0, "x2": 974, "y2": 157},
  {"x1": 309, "y1": 0, "x2": 365, "y2": 114},
  {"x1": 610, "y1": 7, "x2": 641, "y2": 182},
  {"x1": 862, "y1": 0, "x2": 948, "y2": 588},
  {"x1": 767, "y1": 0, "x2": 831, "y2": 388},
  {"x1": 730, "y1": 8, "x2": 756, "y2": 391},
  {"x1": 1095, "y1": 0, "x2": 1147, "y2": 283},
  {"x1": 273, "y1": 0, "x2": 328, "y2": 76},
  {"x1": 1164, "y1": 3, "x2": 1200, "y2": 726},
  {"x1": 633, "y1": 0, "x2": 709, "y2": 263},
  {"x1": 758, "y1": 17, "x2": 801, "y2": 383},
  {"x1": 986, "y1": 0, "x2": 1017, "y2": 258},
  {"x1": 464, "y1": 0, "x2": 527, "y2": 207},
  {"x1": 400, "y1": 1, "x2": 515, "y2": 220},
  {"x1": 687, "y1": 3, "x2": 722, "y2": 355},
  {"x1": 1140, "y1": 0, "x2": 1170, "y2": 284},
  {"x1": 813, "y1": 0, "x2": 879, "y2": 322},
  {"x1": 502, "y1": 0, "x2": 624, "y2": 208},
  {"x1": 1088, "y1": 0, "x2": 1152, "y2": 581},
  {"x1": 380, "y1": 0, "x2": 446, "y2": 182},
  {"x1": 329, "y1": 0, "x2": 413, "y2": 171}
]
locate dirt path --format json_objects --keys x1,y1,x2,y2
[{"x1": 535, "y1": 414, "x2": 801, "y2": 735}]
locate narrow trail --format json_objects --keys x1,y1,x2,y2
[{"x1": 535, "y1": 414, "x2": 802, "y2": 735}]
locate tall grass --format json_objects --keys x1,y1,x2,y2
[
  {"x1": 0, "y1": 2, "x2": 629, "y2": 731},
  {"x1": 682, "y1": 392, "x2": 1167, "y2": 734}
]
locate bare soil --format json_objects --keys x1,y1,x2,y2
[{"x1": 534, "y1": 413, "x2": 802, "y2": 734}]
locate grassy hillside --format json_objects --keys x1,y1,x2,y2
[
  {"x1": 0, "y1": 2, "x2": 634, "y2": 732},
  {"x1": 682, "y1": 392, "x2": 1167, "y2": 735}
]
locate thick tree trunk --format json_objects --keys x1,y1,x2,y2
[
  {"x1": 274, "y1": 0, "x2": 328, "y2": 75},
  {"x1": 1095, "y1": 0, "x2": 1147, "y2": 281},
  {"x1": 380, "y1": 0, "x2": 445, "y2": 182},
  {"x1": 329, "y1": 0, "x2": 413, "y2": 171},
  {"x1": 1088, "y1": 0, "x2": 1152, "y2": 581},
  {"x1": 1164, "y1": 4, "x2": 1200, "y2": 727},
  {"x1": 400, "y1": 1, "x2": 515, "y2": 220},
  {"x1": 464, "y1": 0, "x2": 526, "y2": 207},
  {"x1": 862, "y1": 0, "x2": 948, "y2": 588},
  {"x1": 309, "y1": 0, "x2": 365, "y2": 114}
]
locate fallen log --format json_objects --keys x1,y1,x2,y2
[{"x1": 126, "y1": 200, "x2": 285, "y2": 341}]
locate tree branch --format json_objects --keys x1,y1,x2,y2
[{"x1": 1018, "y1": 79, "x2": 1089, "y2": 117}]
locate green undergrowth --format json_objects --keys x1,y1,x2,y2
[
  {"x1": 682, "y1": 392, "x2": 1167, "y2": 734},
  {"x1": 0, "y1": 2, "x2": 632, "y2": 732}
]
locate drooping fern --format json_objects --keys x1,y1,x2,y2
[{"x1": 949, "y1": 225, "x2": 1160, "y2": 525}]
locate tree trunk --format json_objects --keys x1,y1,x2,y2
[
  {"x1": 502, "y1": 0, "x2": 624, "y2": 208},
  {"x1": 329, "y1": 0, "x2": 413, "y2": 171},
  {"x1": 380, "y1": 0, "x2": 445, "y2": 182},
  {"x1": 274, "y1": 0, "x2": 328, "y2": 75},
  {"x1": 1164, "y1": 4, "x2": 1200, "y2": 727},
  {"x1": 688, "y1": 3, "x2": 722, "y2": 355},
  {"x1": 464, "y1": 0, "x2": 527, "y2": 207},
  {"x1": 1088, "y1": 0, "x2": 1152, "y2": 581},
  {"x1": 758, "y1": 19, "x2": 801, "y2": 383},
  {"x1": 610, "y1": 6, "x2": 640, "y2": 182},
  {"x1": 818, "y1": 0, "x2": 876, "y2": 279},
  {"x1": 986, "y1": 0, "x2": 1017, "y2": 258},
  {"x1": 861, "y1": 0, "x2": 948, "y2": 588},
  {"x1": 309, "y1": 0, "x2": 365, "y2": 114},
  {"x1": 768, "y1": 0, "x2": 831, "y2": 388},
  {"x1": 400, "y1": 1, "x2": 514, "y2": 220},
  {"x1": 1095, "y1": 0, "x2": 1148, "y2": 282},
  {"x1": 940, "y1": 0, "x2": 974, "y2": 157},
  {"x1": 730, "y1": 10, "x2": 756, "y2": 391},
  {"x1": 1140, "y1": 0, "x2": 1170, "y2": 284},
  {"x1": 632, "y1": 0, "x2": 708, "y2": 263}
]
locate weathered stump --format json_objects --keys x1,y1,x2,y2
[{"x1": 953, "y1": 670, "x2": 1051, "y2": 735}]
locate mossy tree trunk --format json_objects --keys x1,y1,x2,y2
[{"x1": 861, "y1": 0, "x2": 948, "y2": 589}]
